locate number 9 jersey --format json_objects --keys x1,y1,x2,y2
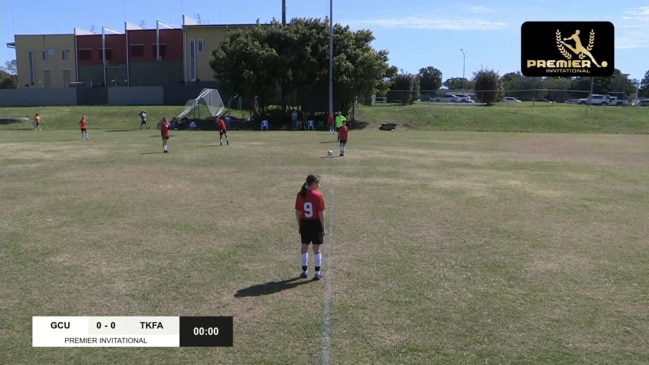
[{"x1": 295, "y1": 189, "x2": 325, "y2": 221}]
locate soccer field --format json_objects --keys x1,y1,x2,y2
[{"x1": 2, "y1": 127, "x2": 649, "y2": 364}]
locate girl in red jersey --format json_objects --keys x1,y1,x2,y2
[
  {"x1": 79, "y1": 115, "x2": 89, "y2": 140},
  {"x1": 217, "y1": 117, "x2": 229, "y2": 146},
  {"x1": 338, "y1": 120, "x2": 349, "y2": 156},
  {"x1": 295, "y1": 174, "x2": 326, "y2": 280},
  {"x1": 327, "y1": 112, "x2": 335, "y2": 135},
  {"x1": 160, "y1": 117, "x2": 170, "y2": 153}
]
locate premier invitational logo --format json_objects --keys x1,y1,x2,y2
[{"x1": 521, "y1": 21, "x2": 614, "y2": 77}]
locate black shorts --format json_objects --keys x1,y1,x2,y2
[
  {"x1": 300, "y1": 220, "x2": 324, "y2": 245},
  {"x1": 220, "y1": 130, "x2": 227, "y2": 136}
]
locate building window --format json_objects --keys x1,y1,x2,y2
[
  {"x1": 42, "y1": 50, "x2": 48, "y2": 61},
  {"x1": 198, "y1": 39, "x2": 204, "y2": 53},
  {"x1": 130, "y1": 44, "x2": 144, "y2": 57},
  {"x1": 62, "y1": 50, "x2": 68, "y2": 61},
  {"x1": 78, "y1": 49, "x2": 92, "y2": 61},
  {"x1": 99, "y1": 49, "x2": 113, "y2": 61},
  {"x1": 152, "y1": 44, "x2": 167, "y2": 58}
]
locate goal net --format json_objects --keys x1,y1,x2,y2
[{"x1": 177, "y1": 88, "x2": 226, "y2": 119}]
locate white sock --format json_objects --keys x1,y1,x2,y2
[
  {"x1": 301, "y1": 253, "x2": 309, "y2": 267},
  {"x1": 314, "y1": 253, "x2": 322, "y2": 268}
]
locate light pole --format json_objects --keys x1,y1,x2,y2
[
  {"x1": 460, "y1": 48, "x2": 466, "y2": 91},
  {"x1": 328, "y1": 0, "x2": 334, "y2": 116}
]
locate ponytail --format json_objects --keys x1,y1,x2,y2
[
  {"x1": 300, "y1": 182, "x2": 309, "y2": 198},
  {"x1": 300, "y1": 174, "x2": 320, "y2": 197}
]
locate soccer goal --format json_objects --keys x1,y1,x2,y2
[{"x1": 177, "y1": 88, "x2": 226, "y2": 120}]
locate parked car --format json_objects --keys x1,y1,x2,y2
[
  {"x1": 581, "y1": 94, "x2": 627, "y2": 106},
  {"x1": 632, "y1": 98, "x2": 649, "y2": 106},
  {"x1": 503, "y1": 97, "x2": 522, "y2": 103},
  {"x1": 433, "y1": 94, "x2": 460, "y2": 102},
  {"x1": 565, "y1": 98, "x2": 581, "y2": 104},
  {"x1": 454, "y1": 94, "x2": 475, "y2": 103}
]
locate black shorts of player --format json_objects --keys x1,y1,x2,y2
[
  {"x1": 220, "y1": 130, "x2": 227, "y2": 136},
  {"x1": 339, "y1": 139, "x2": 347, "y2": 144},
  {"x1": 80, "y1": 128, "x2": 87, "y2": 132},
  {"x1": 300, "y1": 220, "x2": 324, "y2": 245}
]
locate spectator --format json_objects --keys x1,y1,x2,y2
[{"x1": 291, "y1": 109, "x2": 298, "y2": 130}]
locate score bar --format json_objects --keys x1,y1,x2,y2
[{"x1": 33, "y1": 316, "x2": 233, "y2": 347}]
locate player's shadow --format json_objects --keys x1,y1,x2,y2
[{"x1": 234, "y1": 276, "x2": 313, "y2": 297}]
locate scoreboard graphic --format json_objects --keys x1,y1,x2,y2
[{"x1": 33, "y1": 316, "x2": 233, "y2": 347}]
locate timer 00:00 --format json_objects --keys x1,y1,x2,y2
[{"x1": 193, "y1": 327, "x2": 219, "y2": 336}]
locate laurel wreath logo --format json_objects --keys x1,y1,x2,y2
[
  {"x1": 556, "y1": 30, "x2": 572, "y2": 59},
  {"x1": 587, "y1": 29, "x2": 595, "y2": 51}
]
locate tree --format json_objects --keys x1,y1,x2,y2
[
  {"x1": 210, "y1": 18, "x2": 394, "y2": 116},
  {"x1": 605, "y1": 69, "x2": 636, "y2": 98},
  {"x1": 443, "y1": 77, "x2": 469, "y2": 90},
  {"x1": 417, "y1": 66, "x2": 442, "y2": 91},
  {"x1": 209, "y1": 23, "x2": 283, "y2": 116},
  {"x1": 543, "y1": 77, "x2": 573, "y2": 101},
  {"x1": 390, "y1": 71, "x2": 420, "y2": 105},
  {"x1": 640, "y1": 70, "x2": 649, "y2": 98},
  {"x1": 473, "y1": 69, "x2": 502, "y2": 104},
  {"x1": 1, "y1": 60, "x2": 17, "y2": 75},
  {"x1": 501, "y1": 72, "x2": 525, "y2": 91}
]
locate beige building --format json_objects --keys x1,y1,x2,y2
[
  {"x1": 9, "y1": 16, "x2": 257, "y2": 89},
  {"x1": 14, "y1": 34, "x2": 77, "y2": 88},
  {"x1": 181, "y1": 16, "x2": 253, "y2": 83}
]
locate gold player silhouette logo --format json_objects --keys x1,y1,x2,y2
[
  {"x1": 521, "y1": 21, "x2": 613, "y2": 77},
  {"x1": 556, "y1": 28, "x2": 608, "y2": 68}
]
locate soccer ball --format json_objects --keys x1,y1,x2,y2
[{"x1": 328, "y1": 150, "x2": 334, "y2": 156}]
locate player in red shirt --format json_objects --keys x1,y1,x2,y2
[
  {"x1": 337, "y1": 120, "x2": 349, "y2": 156},
  {"x1": 160, "y1": 117, "x2": 170, "y2": 153},
  {"x1": 79, "y1": 115, "x2": 89, "y2": 140},
  {"x1": 217, "y1": 117, "x2": 229, "y2": 146},
  {"x1": 295, "y1": 174, "x2": 326, "y2": 280},
  {"x1": 327, "y1": 112, "x2": 335, "y2": 135}
]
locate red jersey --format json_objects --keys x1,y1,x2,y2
[
  {"x1": 161, "y1": 122, "x2": 169, "y2": 138},
  {"x1": 217, "y1": 118, "x2": 227, "y2": 131},
  {"x1": 295, "y1": 189, "x2": 325, "y2": 220},
  {"x1": 327, "y1": 114, "x2": 334, "y2": 127},
  {"x1": 79, "y1": 117, "x2": 87, "y2": 129},
  {"x1": 338, "y1": 125, "x2": 349, "y2": 141}
]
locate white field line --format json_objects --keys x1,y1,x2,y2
[{"x1": 320, "y1": 160, "x2": 336, "y2": 365}]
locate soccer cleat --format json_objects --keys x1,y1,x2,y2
[
  {"x1": 339, "y1": 153, "x2": 344, "y2": 157},
  {"x1": 300, "y1": 270, "x2": 309, "y2": 278},
  {"x1": 314, "y1": 272, "x2": 323, "y2": 280}
]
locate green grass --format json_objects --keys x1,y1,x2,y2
[
  {"x1": 1, "y1": 105, "x2": 649, "y2": 364},
  {"x1": 1, "y1": 101, "x2": 648, "y2": 133}
]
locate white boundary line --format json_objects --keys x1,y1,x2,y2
[{"x1": 320, "y1": 160, "x2": 336, "y2": 365}]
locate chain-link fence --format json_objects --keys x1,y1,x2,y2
[{"x1": 383, "y1": 89, "x2": 629, "y2": 105}]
